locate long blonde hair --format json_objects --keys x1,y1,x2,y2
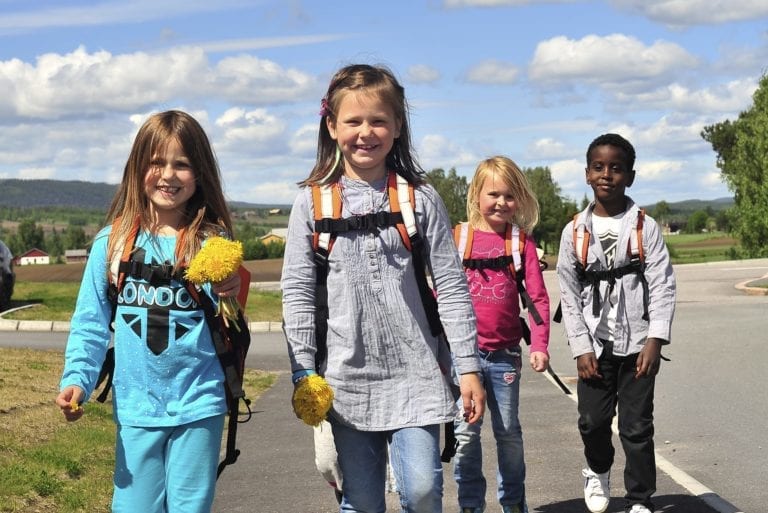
[
  {"x1": 105, "y1": 110, "x2": 232, "y2": 270},
  {"x1": 466, "y1": 156, "x2": 539, "y2": 232}
]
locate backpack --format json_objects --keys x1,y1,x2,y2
[
  {"x1": 311, "y1": 172, "x2": 456, "y2": 462},
  {"x1": 96, "y1": 217, "x2": 252, "y2": 478},
  {"x1": 553, "y1": 209, "x2": 649, "y2": 323},
  {"x1": 453, "y1": 222, "x2": 545, "y2": 343}
]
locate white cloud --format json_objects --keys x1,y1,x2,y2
[
  {"x1": 0, "y1": 46, "x2": 317, "y2": 120},
  {"x1": 290, "y1": 124, "x2": 320, "y2": 158},
  {"x1": 407, "y1": 64, "x2": 441, "y2": 84},
  {"x1": 418, "y1": 134, "x2": 479, "y2": 171},
  {"x1": 529, "y1": 34, "x2": 698, "y2": 90},
  {"x1": 636, "y1": 159, "x2": 684, "y2": 180},
  {"x1": 612, "y1": 78, "x2": 758, "y2": 115},
  {"x1": 609, "y1": 0, "x2": 768, "y2": 27},
  {"x1": 528, "y1": 137, "x2": 568, "y2": 160},
  {"x1": 465, "y1": 59, "x2": 519, "y2": 84},
  {"x1": 16, "y1": 166, "x2": 56, "y2": 179},
  {"x1": 215, "y1": 108, "x2": 287, "y2": 152}
]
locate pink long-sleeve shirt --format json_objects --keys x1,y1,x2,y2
[{"x1": 464, "y1": 229, "x2": 550, "y2": 355}]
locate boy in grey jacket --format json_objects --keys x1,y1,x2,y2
[{"x1": 556, "y1": 133, "x2": 676, "y2": 513}]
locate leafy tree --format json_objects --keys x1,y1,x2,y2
[
  {"x1": 426, "y1": 168, "x2": 468, "y2": 226},
  {"x1": 702, "y1": 73, "x2": 768, "y2": 256},
  {"x1": 47, "y1": 228, "x2": 64, "y2": 258},
  {"x1": 17, "y1": 219, "x2": 45, "y2": 251},
  {"x1": 524, "y1": 166, "x2": 575, "y2": 254},
  {"x1": 63, "y1": 225, "x2": 88, "y2": 250},
  {"x1": 686, "y1": 210, "x2": 709, "y2": 233},
  {"x1": 652, "y1": 200, "x2": 671, "y2": 225}
]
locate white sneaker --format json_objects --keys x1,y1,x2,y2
[
  {"x1": 582, "y1": 468, "x2": 610, "y2": 513},
  {"x1": 628, "y1": 505, "x2": 652, "y2": 513}
]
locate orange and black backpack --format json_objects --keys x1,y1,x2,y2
[
  {"x1": 310, "y1": 172, "x2": 457, "y2": 461},
  {"x1": 452, "y1": 222, "x2": 545, "y2": 343},
  {"x1": 96, "y1": 217, "x2": 252, "y2": 477},
  {"x1": 553, "y1": 209, "x2": 649, "y2": 323}
]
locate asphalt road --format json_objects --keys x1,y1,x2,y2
[{"x1": 2, "y1": 258, "x2": 766, "y2": 512}]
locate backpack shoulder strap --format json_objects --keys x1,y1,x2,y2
[
  {"x1": 453, "y1": 222, "x2": 473, "y2": 260},
  {"x1": 505, "y1": 223, "x2": 525, "y2": 273},
  {"x1": 312, "y1": 183, "x2": 342, "y2": 255},
  {"x1": 630, "y1": 208, "x2": 645, "y2": 261},
  {"x1": 388, "y1": 172, "x2": 416, "y2": 250},
  {"x1": 572, "y1": 213, "x2": 589, "y2": 268}
]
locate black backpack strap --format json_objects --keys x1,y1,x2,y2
[
  {"x1": 95, "y1": 346, "x2": 115, "y2": 403},
  {"x1": 195, "y1": 288, "x2": 252, "y2": 478}
]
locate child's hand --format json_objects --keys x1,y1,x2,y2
[
  {"x1": 55, "y1": 386, "x2": 85, "y2": 422},
  {"x1": 212, "y1": 271, "x2": 241, "y2": 299},
  {"x1": 635, "y1": 338, "x2": 662, "y2": 378},
  {"x1": 576, "y1": 353, "x2": 602, "y2": 380},
  {"x1": 458, "y1": 372, "x2": 486, "y2": 424},
  {"x1": 529, "y1": 351, "x2": 549, "y2": 372}
]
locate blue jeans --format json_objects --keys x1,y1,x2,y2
[
  {"x1": 453, "y1": 348, "x2": 527, "y2": 512},
  {"x1": 331, "y1": 420, "x2": 443, "y2": 513}
]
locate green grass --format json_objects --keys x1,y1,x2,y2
[
  {"x1": 0, "y1": 347, "x2": 276, "y2": 513},
  {"x1": 4, "y1": 283, "x2": 282, "y2": 323},
  {"x1": 663, "y1": 231, "x2": 740, "y2": 264}
]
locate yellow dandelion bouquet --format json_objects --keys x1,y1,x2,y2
[
  {"x1": 293, "y1": 374, "x2": 335, "y2": 426},
  {"x1": 185, "y1": 236, "x2": 244, "y2": 330}
]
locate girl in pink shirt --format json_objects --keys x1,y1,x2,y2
[{"x1": 452, "y1": 156, "x2": 551, "y2": 513}]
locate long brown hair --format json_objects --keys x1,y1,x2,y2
[
  {"x1": 105, "y1": 110, "x2": 232, "y2": 269},
  {"x1": 302, "y1": 64, "x2": 425, "y2": 186}
]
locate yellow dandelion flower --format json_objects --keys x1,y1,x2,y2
[
  {"x1": 293, "y1": 375, "x2": 334, "y2": 426},
  {"x1": 70, "y1": 399, "x2": 81, "y2": 412},
  {"x1": 185, "y1": 236, "x2": 245, "y2": 329}
]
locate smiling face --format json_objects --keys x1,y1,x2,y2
[
  {"x1": 586, "y1": 143, "x2": 635, "y2": 216},
  {"x1": 477, "y1": 171, "x2": 517, "y2": 233},
  {"x1": 326, "y1": 89, "x2": 401, "y2": 182},
  {"x1": 144, "y1": 137, "x2": 196, "y2": 230}
]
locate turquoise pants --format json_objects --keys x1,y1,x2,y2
[{"x1": 112, "y1": 414, "x2": 225, "y2": 513}]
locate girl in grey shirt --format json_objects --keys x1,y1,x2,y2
[{"x1": 281, "y1": 64, "x2": 484, "y2": 512}]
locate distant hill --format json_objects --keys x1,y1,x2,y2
[
  {"x1": 0, "y1": 179, "x2": 117, "y2": 209},
  {"x1": 642, "y1": 197, "x2": 733, "y2": 214},
  {"x1": 0, "y1": 179, "x2": 288, "y2": 210}
]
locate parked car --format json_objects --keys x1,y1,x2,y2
[{"x1": 0, "y1": 240, "x2": 14, "y2": 311}]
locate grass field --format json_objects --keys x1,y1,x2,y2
[{"x1": 0, "y1": 347, "x2": 275, "y2": 513}]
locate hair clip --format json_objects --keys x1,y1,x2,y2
[{"x1": 319, "y1": 98, "x2": 330, "y2": 117}]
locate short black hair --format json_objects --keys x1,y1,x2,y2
[{"x1": 586, "y1": 133, "x2": 636, "y2": 170}]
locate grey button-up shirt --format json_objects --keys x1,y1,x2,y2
[
  {"x1": 281, "y1": 175, "x2": 480, "y2": 430},
  {"x1": 556, "y1": 199, "x2": 676, "y2": 359}
]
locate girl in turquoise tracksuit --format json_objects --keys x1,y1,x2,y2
[{"x1": 56, "y1": 110, "x2": 241, "y2": 513}]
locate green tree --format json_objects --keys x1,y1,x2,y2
[
  {"x1": 17, "y1": 219, "x2": 45, "y2": 251},
  {"x1": 524, "y1": 166, "x2": 575, "y2": 254},
  {"x1": 686, "y1": 210, "x2": 709, "y2": 233},
  {"x1": 702, "y1": 73, "x2": 768, "y2": 256},
  {"x1": 426, "y1": 167, "x2": 468, "y2": 226},
  {"x1": 652, "y1": 200, "x2": 671, "y2": 226},
  {"x1": 63, "y1": 225, "x2": 88, "y2": 250}
]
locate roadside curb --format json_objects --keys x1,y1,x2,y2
[
  {"x1": 735, "y1": 273, "x2": 768, "y2": 295},
  {"x1": 0, "y1": 282, "x2": 282, "y2": 333}
]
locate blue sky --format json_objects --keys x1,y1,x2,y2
[{"x1": 1, "y1": 0, "x2": 767, "y2": 207}]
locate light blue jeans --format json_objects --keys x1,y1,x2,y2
[
  {"x1": 112, "y1": 414, "x2": 225, "y2": 513},
  {"x1": 331, "y1": 420, "x2": 443, "y2": 513},
  {"x1": 453, "y1": 348, "x2": 527, "y2": 512}
]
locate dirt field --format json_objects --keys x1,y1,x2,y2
[{"x1": 13, "y1": 258, "x2": 284, "y2": 283}]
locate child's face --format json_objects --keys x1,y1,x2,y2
[
  {"x1": 326, "y1": 90, "x2": 401, "y2": 182},
  {"x1": 478, "y1": 172, "x2": 516, "y2": 232},
  {"x1": 144, "y1": 137, "x2": 196, "y2": 224},
  {"x1": 586, "y1": 144, "x2": 635, "y2": 215}
]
